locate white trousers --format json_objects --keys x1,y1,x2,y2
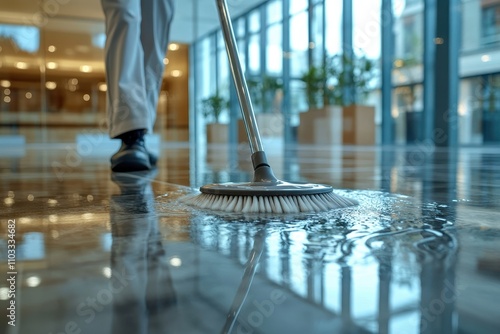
[{"x1": 101, "y1": 0, "x2": 175, "y2": 138}]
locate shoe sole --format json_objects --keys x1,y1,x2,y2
[{"x1": 111, "y1": 160, "x2": 151, "y2": 173}]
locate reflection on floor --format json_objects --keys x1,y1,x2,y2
[{"x1": 1, "y1": 142, "x2": 499, "y2": 334}]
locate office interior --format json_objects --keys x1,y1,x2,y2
[{"x1": 1, "y1": 1, "x2": 499, "y2": 333}]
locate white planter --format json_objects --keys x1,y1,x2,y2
[
  {"x1": 342, "y1": 105, "x2": 375, "y2": 145},
  {"x1": 297, "y1": 105, "x2": 375, "y2": 145},
  {"x1": 298, "y1": 106, "x2": 343, "y2": 145},
  {"x1": 206, "y1": 123, "x2": 228, "y2": 144}
]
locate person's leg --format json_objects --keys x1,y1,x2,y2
[
  {"x1": 101, "y1": 0, "x2": 150, "y2": 138},
  {"x1": 140, "y1": 0, "x2": 175, "y2": 132},
  {"x1": 102, "y1": 0, "x2": 154, "y2": 172}
]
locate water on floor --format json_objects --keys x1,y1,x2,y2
[{"x1": 0, "y1": 144, "x2": 499, "y2": 334}]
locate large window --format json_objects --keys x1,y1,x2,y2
[
  {"x1": 482, "y1": 1, "x2": 500, "y2": 45},
  {"x1": 325, "y1": 0, "x2": 343, "y2": 56},
  {"x1": 266, "y1": 0, "x2": 283, "y2": 75},
  {"x1": 289, "y1": 10, "x2": 309, "y2": 78},
  {"x1": 248, "y1": 9, "x2": 261, "y2": 75},
  {"x1": 191, "y1": 0, "x2": 500, "y2": 146}
]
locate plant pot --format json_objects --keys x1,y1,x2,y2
[
  {"x1": 297, "y1": 106, "x2": 343, "y2": 145},
  {"x1": 206, "y1": 123, "x2": 228, "y2": 144},
  {"x1": 342, "y1": 105, "x2": 375, "y2": 145}
]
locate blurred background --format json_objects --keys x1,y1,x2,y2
[{"x1": 0, "y1": 0, "x2": 499, "y2": 146}]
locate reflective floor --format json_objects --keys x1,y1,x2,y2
[{"x1": 1, "y1": 141, "x2": 500, "y2": 334}]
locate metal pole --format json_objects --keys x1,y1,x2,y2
[{"x1": 216, "y1": 0, "x2": 264, "y2": 154}]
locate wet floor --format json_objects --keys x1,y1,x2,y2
[{"x1": 1, "y1": 143, "x2": 499, "y2": 334}]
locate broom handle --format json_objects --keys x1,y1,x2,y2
[
  {"x1": 216, "y1": 0, "x2": 264, "y2": 154},
  {"x1": 220, "y1": 228, "x2": 266, "y2": 334}
]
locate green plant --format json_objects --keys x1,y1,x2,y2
[
  {"x1": 201, "y1": 93, "x2": 229, "y2": 123},
  {"x1": 327, "y1": 53, "x2": 375, "y2": 106},
  {"x1": 300, "y1": 53, "x2": 376, "y2": 108},
  {"x1": 300, "y1": 65, "x2": 328, "y2": 109},
  {"x1": 247, "y1": 75, "x2": 283, "y2": 113}
]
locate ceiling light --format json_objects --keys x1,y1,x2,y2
[
  {"x1": 1, "y1": 80, "x2": 11, "y2": 88},
  {"x1": 16, "y1": 62, "x2": 28, "y2": 69},
  {"x1": 98, "y1": 83, "x2": 107, "y2": 92},
  {"x1": 45, "y1": 81, "x2": 57, "y2": 90},
  {"x1": 171, "y1": 70, "x2": 182, "y2": 77},
  {"x1": 46, "y1": 62, "x2": 58, "y2": 69},
  {"x1": 83, "y1": 94, "x2": 90, "y2": 102},
  {"x1": 4, "y1": 88, "x2": 10, "y2": 95},
  {"x1": 26, "y1": 276, "x2": 41, "y2": 287},
  {"x1": 481, "y1": 55, "x2": 491, "y2": 62},
  {"x1": 3, "y1": 96, "x2": 11, "y2": 103},
  {"x1": 168, "y1": 43, "x2": 180, "y2": 51},
  {"x1": 163, "y1": 58, "x2": 169, "y2": 65},
  {"x1": 80, "y1": 65, "x2": 92, "y2": 73},
  {"x1": 169, "y1": 257, "x2": 182, "y2": 267},
  {"x1": 25, "y1": 92, "x2": 32, "y2": 99},
  {"x1": 48, "y1": 45, "x2": 56, "y2": 52}
]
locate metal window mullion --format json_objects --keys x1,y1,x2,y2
[
  {"x1": 381, "y1": 0, "x2": 395, "y2": 144},
  {"x1": 283, "y1": 0, "x2": 292, "y2": 146}
]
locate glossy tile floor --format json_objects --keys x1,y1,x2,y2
[{"x1": 1, "y1": 140, "x2": 499, "y2": 334}]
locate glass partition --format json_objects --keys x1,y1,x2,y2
[
  {"x1": 189, "y1": 0, "x2": 500, "y2": 150},
  {"x1": 0, "y1": 5, "x2": 189, "y2": 145}
]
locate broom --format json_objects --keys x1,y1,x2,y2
[{"x1": 183, "y1": 0, "x2": 358, "y2": 214}]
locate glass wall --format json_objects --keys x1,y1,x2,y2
[
  {"x1": 460, "y1": 0, "x2": 500, "y2": 144},
  {"x1": 0, "y1": 6, "x2": 189, "y2": 144},
  {"x1": 392, "y1": 0, "x2": 424, "y2": 144},
  {"x1": 0, "y1": 18, "x2": 107, "y2": 142},
  {"x1": 191, "y1": 0, "x2": 500, "y2": 147}
]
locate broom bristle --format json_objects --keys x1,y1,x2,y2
[{"x1": 182, "y1": 191, "x2": 358, "y2": 214}]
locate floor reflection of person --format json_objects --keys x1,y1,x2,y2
[{"x1": 110, "y1": 171, "x2": 182, "y2": 333}]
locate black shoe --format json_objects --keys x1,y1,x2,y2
[
  {"x1": 111, "y1": 129, "x2": 151, "y2": 172},
  {"x1": 149, "y1": 151, "x2": 158, "y2": 167}
]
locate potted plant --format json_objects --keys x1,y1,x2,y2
[
  {"x1": 331, "y1": 53, "x2": 376, "y2": 145},
  {"x1": 301, "y1": 65, "x2": 329, "y2": 109},
  {"x1": 298, "y1": 63, "x2": 340, "y2": 144},
  {"x1": 202, "y1": 93, "x2": 229, "y2": 143},
  {"x1": 298, "y1": 53, "x2": 376, "y2": 145}
]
